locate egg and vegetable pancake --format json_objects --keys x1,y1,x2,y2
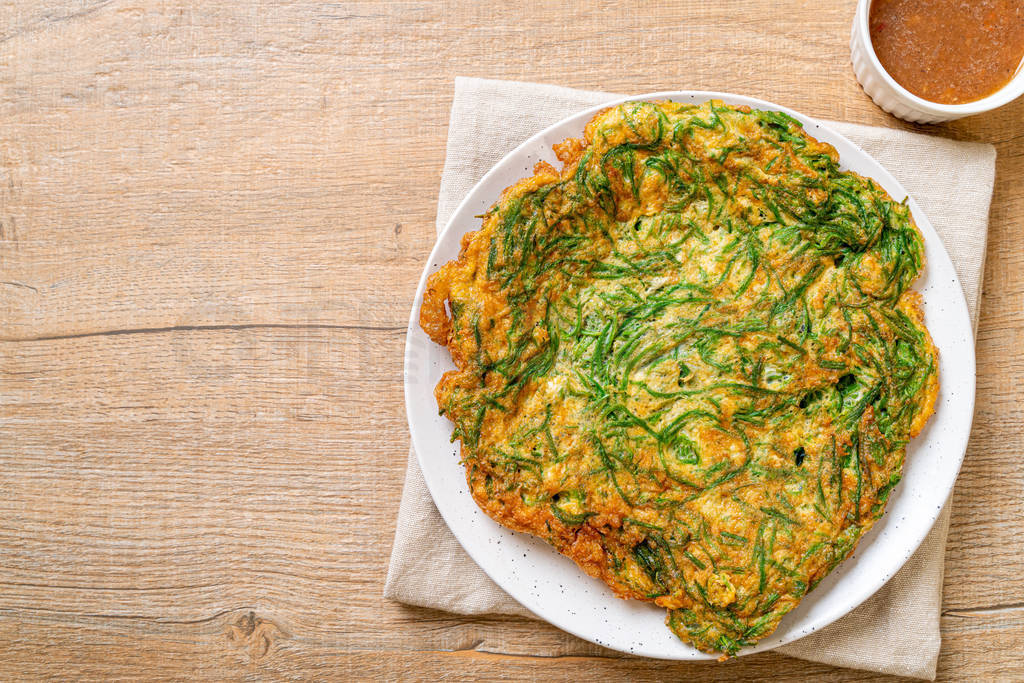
[{"x1": 420, "y1": 101, "x2": 938, "y2": 656}]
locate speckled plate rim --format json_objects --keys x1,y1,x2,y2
[{"x1": 404, "y1": 91, "x2": 976, "y2": 660}]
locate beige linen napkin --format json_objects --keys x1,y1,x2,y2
[{"x1": 386, "y1": 77, "x2": 995, "y2": 680}]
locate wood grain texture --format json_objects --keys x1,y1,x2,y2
[{"x1": 1, "y1": 0, "x2": 1022, "y2": 679}]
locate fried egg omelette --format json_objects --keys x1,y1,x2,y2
[{"x1": 420, "y1": 101, "x2": 939, "y2": 656}]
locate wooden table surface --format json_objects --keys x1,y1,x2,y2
[{"x1": 2, "y1": 1, "x2": 1022, "y2": 679}]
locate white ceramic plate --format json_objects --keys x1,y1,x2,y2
[{"x1": 404, "y1": 91, "x2": 975, "y2": 659}]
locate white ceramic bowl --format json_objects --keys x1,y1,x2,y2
[
  {"x1": 405, "y1": 91, "x2": 976, "y2": 659},
  {"x1": 851, "y1": 0, "x2": 1024, "y2": 123}
]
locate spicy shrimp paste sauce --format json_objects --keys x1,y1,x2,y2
[{"x1": 870, "y1": 0, "x2": 1024, "y2": 104}]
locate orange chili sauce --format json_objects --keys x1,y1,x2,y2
[{"x1": 869, "y1": 0, "x2": 1024, "y2": 104}]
